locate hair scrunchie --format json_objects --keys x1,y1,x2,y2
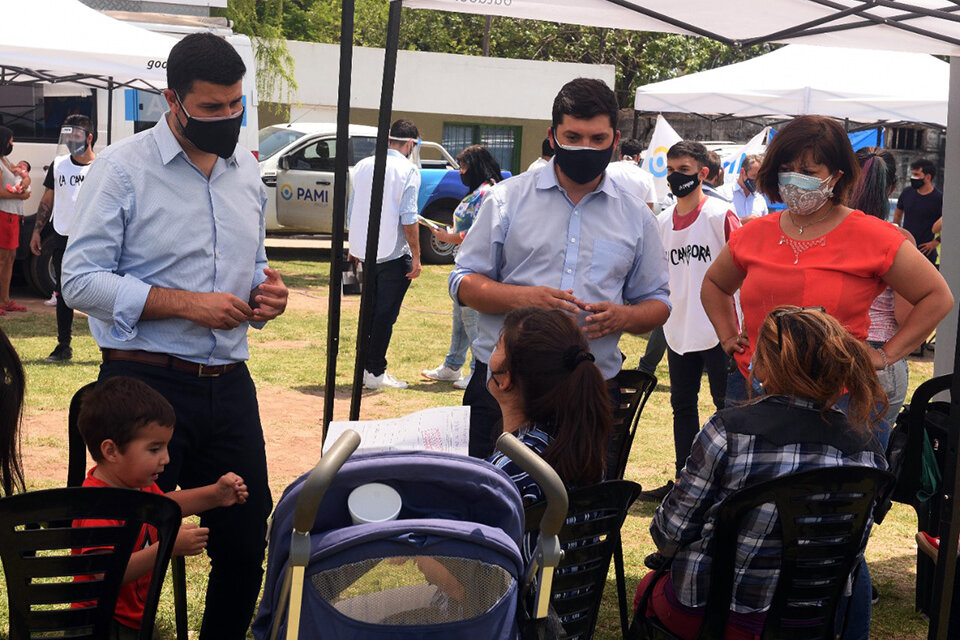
[{"x1": 563, "y1": 345, "x2": 595, "y2": 371}]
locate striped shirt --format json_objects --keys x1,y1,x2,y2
[
  {"x1": 651, "y1": 395, "x2": 887, "y2": 613},
  {"x1": 487, "y1": 424, "x2": 553, "y2": 505},
  {"x1": 62, "y1": 114, "x2": 268, "y2": 365}
]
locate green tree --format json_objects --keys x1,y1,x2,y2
[{"x1": 220, "y1": 0, "x2": 298, "y2": 106}]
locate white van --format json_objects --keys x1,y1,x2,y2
[{"x1": 0, "y1": 12, "x2": 258, "y2": 296}]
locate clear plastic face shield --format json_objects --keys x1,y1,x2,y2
[
  {"x1": 58, "y1": 126, "x2": 92, "y2": 158},
  {"x1": 389, "y1": 136, "x2": 422, "y2": 167}
]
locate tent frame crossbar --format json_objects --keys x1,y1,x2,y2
[
  {"x1": 788, "y1": 0, "x2": 960, "y2": 47},
  {"x1": 0, "y1": 65, "x2": 163, "y2": 92}
]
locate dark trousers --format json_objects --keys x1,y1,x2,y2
[
  {"x1": 638, "y1": 326, "x2": 667, "y2": 375},
  {"x1": 667, "y1": 344, "x2": 728, "y2": 475},
  {"x1": 463, "y1": 361, "x2": 503, "y2": 459},
  {"x1": 364, "y1": 255, "x2": 411, "y2": 376},
  {"x1": 99, "y1": 360, "x2": 272, "y2": 640},
  {"x1": 51, "y1": 230, "x2": 74, "y2": 347}
]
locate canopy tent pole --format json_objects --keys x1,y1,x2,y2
[
  {"x1": 349, "y1": 0, "x2": 403, "y2": 421},
  {"x1": 106, "y1": 77, "x2": 114, "y2": 145},
  {"x1": 929, "y1": 54, "x2": 960, "y2": 639},
  {"x1": 321, "y1": 0, "x2": 357, "y2": 440}
]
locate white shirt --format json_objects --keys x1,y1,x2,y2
[
  {"x1": 606, "y1": 161, "x2": 656, "y2": 207},
  {"x1": 348, "y1": 149, "x2": 420, "y2": 262},
  {"x1": 52, "y1": 154, "x2": 93, "y2": 236},
  {"x1": 526, "y1": 157, "x2": 549, "y2": 172}
]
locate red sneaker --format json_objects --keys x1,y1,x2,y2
[
  {"x1": 917, "y1": 531, "x2": 940, "y2": 563},
  {"x1": 2, "y1": 301, "x2": 26, "y2": 312}
]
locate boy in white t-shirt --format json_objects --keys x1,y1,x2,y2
[{"x1": 639, "y1": 141, "x2": 741, "y2": 502}]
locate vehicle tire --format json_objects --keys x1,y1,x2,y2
[
  {"x1": 26, "y1": 234, "x2": 57, "y2": 298},
  {"x1": 419, "y1": 204, "x2": 457, "y2": 265}
]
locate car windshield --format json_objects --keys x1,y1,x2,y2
[{"x1": 258, "y1": 128, "x2": 307, "y2": 161}]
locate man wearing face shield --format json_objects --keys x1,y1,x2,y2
[
  {"x1": 62, "y1": 33, "x2": 288, "y2": 639},
  {"x1": 450, "y1": 78, "x2": 671, "y2": 459},
  {"x1": 348, "y1": 119, "x2": 422, "y2": 390},
  {"x1": 30, "y1": 114, "x2": 97, "y2": 362}
]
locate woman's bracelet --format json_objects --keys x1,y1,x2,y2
[{"x1": 876, "y1": 346, "x2": 890, "y2": 370}]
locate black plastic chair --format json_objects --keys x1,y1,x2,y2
[
  {"x1": 609, "y1": 369, "x2": 657, "y2": 481},
  {"x1": 68, "y1": 382, "x2": 190, "y2": 640},
  {"x1": 633, "y1": 466, "x2": 894, "y2": 640},
  {"x1": 0, "y1": 486, "x2": 182, "y2": 640},
  {"x1": 524, "y1": 479, "x2": 642, "y2": 640}
]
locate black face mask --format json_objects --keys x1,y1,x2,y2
[
  {"x1": 910, "y1": 177, "x2": 926, "y2": 190},
  {"x1": 175, "y1": 93, "x2": 244, "y2": 159},
  {"x1": 552, "y1": 131, "x2": 614, "y2": 185},
  {"x1": 460, "y1": 172, "x2": 471, "y2": 188},
  {"x1": 67, "y1": 139, "x2": 88, "y2": 157},
  {"x1": 743, "y1": 177, "x2": 756, "y2": 194},
  {"x1": 1, "y1": 143, "x2": 11, "y2": 157},
  {"x1": 667, "y1": 171, "x2": 701, "y2": 198}
]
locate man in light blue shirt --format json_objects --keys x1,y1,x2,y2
[
  {"x1": 450, "y1": 78, "x2": 670, "y2": 458},
  {"x1": 722, "y1": 154, "x2": 768, "y2": 221},
  {"x1": 62, "y1": 34, "x2": 287, "y2": 639},
  {"x1": 347, "y1": 119, "x2": 421, "y2": 390}
]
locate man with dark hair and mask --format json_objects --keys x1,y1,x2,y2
[
  {"x1": 450, "y1": 77, "x2": 671, "y2": 458},
  {"x1": 30, "y1": 114, "x2": 97, "y2": 362},
  {"x1": 62, "y1": 33, "x2": 287, "y2": 639},
  {"x1": 348, "y1": 118, "x2": 422, "y2": 390},
  {"x1": 721, "y1": 153, "x2": 768, "y2": 221}
]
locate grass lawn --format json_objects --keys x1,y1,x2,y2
[{"x1": 3, "y1": 247, "x2": 936, "y2": 638}]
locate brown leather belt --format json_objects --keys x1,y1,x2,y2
[{"x1": 101, "y1": 349, "x2": 241, "y2": 377}]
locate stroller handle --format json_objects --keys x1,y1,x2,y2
[
  {"x1": 293, "y1": 429, "x2": 362, "y2": 534},
  {"x1": 495, "y1": 433, "x2": 568, "y2": 536}
]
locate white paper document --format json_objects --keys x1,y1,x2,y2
[{"x1": 323, "y1": 406, "x2": 470, "y2": 455}]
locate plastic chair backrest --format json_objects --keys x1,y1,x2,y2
[
  {"x1": 890, "y1": 373, "x2": 951, "y2": 507},
  {"x1": 609, "y1": 370, "x2": 657, "y2": 480},
  {"x1": 525, "y1": 480, "x2": 641, "y2": 640},
  {"x1": 0, "y1": 486, "x2": 181, "y2": 640},
  {"x1": 702, "y1": 466, "x2": 894, "y2": 640}
]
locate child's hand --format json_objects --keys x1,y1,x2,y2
[
  {"x1": 174, "y1": 522, "x2": 209, "y2": 556},
  {"x1": 214, "y1": 472, "x2": 248, "y2": 507}
]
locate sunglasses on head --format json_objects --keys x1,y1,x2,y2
[{"x1": 772, "y1": 306, "x2": 825, "y2": 351}]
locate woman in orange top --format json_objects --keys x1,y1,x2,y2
[{"x1": 701, "y1": 115, "x2": 952, "y2": 423}]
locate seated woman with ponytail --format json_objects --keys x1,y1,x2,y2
[
  {"x1": 636, "y1": 306, "x2": 888, "y2": 640},
  {"x1": 485, "y1": 307, "x2": 611, "y2": 504}
]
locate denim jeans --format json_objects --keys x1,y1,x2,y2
[
  {"x1": 638, "y1": 326, "x2": 667, "y2": 375},
  {"x1": 869, "y1": 341, "x2": 909, "y2": 433},
  {"x1": 667, "y1": 344, "x2": 728, "y2": 475},
  {"x1": 443, "y1": 300, "x2": 478, "y2": 373}
]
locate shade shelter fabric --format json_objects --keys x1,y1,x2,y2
[
  {"x1": 0, "y1": 0, "x2": 177, "y2": 90},
  {"x1": 402, "y1": 0, "x2": 960, "y2": 55},
  {"x1": 634, "y1": 44, "x2": 949, "y2": 126}
]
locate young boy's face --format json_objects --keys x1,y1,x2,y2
[
  {"x1": 108, "y1": 421, "x2": 174, "y2": 489},
  {"x1": 666, "y1": 155, "x2": 703, "y2": 177}
]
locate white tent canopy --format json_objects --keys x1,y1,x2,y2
[
  {"x1": 0, "y1": 0, "x2": 178, "y2": 90},
  {"x1": 402, "y1": 0, "x2": 960, "y2": 56},
  {"x1": 634, "y1": 44, "x2": 949, "y2": 126}
]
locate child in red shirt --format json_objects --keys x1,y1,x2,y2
[{"x1": 72, "y1": 377, "x2": 249, "y2": 638}]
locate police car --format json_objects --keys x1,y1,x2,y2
[{"x1": 259, "y1": 122, "x2": 489, "y2": 264}]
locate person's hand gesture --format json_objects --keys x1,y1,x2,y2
[
  {"x1": 721, "y1": 331, "x2": 749, "y2": 356},
  {"x1": 189, "y1": 292, "x2": 254, "y2": 329},
  {"x1": 214, "y1": 472, "x2": 248, "y2": 507},
  {"x1": 918, "y1": 239, "x2": 939, "y2": 256},
  {"x1": 526, "y1": 287, "x2": 582, "y2": 313},
  {"x1": 580, "y1": 301, "x2": 629, "y2": 339},
  {"x1": 174, "y1": 522, "x2": 209, "y2": 556},
  {"x1": 252, "y1": 268, "x2": 288, "y2": 321},
  {"x1": 407, "y1": 257, "x2": 422, "y2": 280}
]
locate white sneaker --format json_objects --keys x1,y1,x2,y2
[
  {"x1": 43, "y1": 293, "x2": 57, "y2": 307},
  {"x1": 453, "y1": 374, "x2": 471, "y2": 390},
  {"x1": 363, "y1": 370, "x2": 408, "y2": 390},
  {"x1": 421, "y1": 364, "x2": 461, "y2": 382}
]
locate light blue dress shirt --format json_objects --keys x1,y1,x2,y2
[
  {"x1": 449, "y1": 159, "x2": 671, "y2": 379},
  {"x1": 347, "y1": 149, "x2": 420, "y2": 263},
  {"x1": 728, "y1": 181, "x2": 768, "y2": 218},
  {"x1": 62, "y1": 114, "x2": 268, "y2": 365}
]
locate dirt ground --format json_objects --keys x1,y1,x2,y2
[{"x1": 18, "y1": 287, "x2": 409, "y2": 493}]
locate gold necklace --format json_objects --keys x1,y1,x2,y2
[{"x1": 788, "y1": 205, "x2": 833, "y2": 235}]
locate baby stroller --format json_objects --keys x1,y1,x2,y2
[{"x1": 252, "y1": 431, "x2": 569, "y2": 640}]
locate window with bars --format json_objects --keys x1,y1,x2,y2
[{"x1": 442, "y1": 123, "x2": 522, "y2": 174}]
